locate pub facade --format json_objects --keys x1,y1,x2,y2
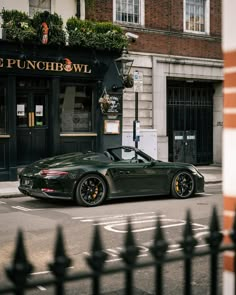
[{"x1": 0, "y1": 40, "x2": 123, "y2": 181}]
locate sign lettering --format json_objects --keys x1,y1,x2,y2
[{"x1": 0, "y1": 57, "x2": 92, "y2": 74}]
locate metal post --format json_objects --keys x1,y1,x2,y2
[{"x1": 134, "y1": 91, "x2": 138, "y2": 148}]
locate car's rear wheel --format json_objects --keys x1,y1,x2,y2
[
  {"x1": 171, "y1": 171, "x2": 194, "y2": 199},
  {"x1": 75, "y1": 174, "x2": 107, "y2": 207}
]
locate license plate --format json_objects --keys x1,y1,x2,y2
[{"x1": 22, "y1": 178, "x2": 32, "y2": 187}]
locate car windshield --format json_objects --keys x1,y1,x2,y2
[{"x1": 107, "y1": 147, "x2": 152, "y2": 163}]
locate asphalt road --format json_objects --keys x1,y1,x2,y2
[{"x1": 0, "y1": 183, "x2": 223, "y2": 294}]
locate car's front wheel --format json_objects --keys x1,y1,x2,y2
[
  {"x1": 171, "y1": 171, "x2": 194, "y2": 199},
  {"x1": 75, "y1": 174, "x2": 107, "y2": 207}
]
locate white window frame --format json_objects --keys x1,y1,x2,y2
[
  {"x1": 113, "y1": 0, "x2": 145, "y2": 26},
  {"x1": 28, "y1": 0, "x2": 54, "y2": 17},
  {"x1": 184, "y1": 0, "x2": 210, "y2": 35}
]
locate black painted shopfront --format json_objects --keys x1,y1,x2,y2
[{"x1": 0, "y1": 41, "x2": 123, "y2": 181}]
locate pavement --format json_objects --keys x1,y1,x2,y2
[{"x1": 0, "y1": 165, "x2": 222, "y2": 198}]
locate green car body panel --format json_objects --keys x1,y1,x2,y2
[{"x1": 18, "y1": 146, "x2": 204, "y2": 206}]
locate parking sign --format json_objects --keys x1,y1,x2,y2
[{"x1": 133, "y1": 70, "x2": 143, "y2": 92}]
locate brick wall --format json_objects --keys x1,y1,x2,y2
[{"x1": 85, "y1": 0, "x2": 222, "y2": 60}]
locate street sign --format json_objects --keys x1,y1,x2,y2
[{"x1": 133, "y1": 70, "x2": 143, "y2": 92}]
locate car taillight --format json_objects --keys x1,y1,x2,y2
[
  {"x1": 41, "y1": 188, "x2": 56, "y2": 192},
  {"x1": 40, "y1": 169, "x2": 68, "y2": 177}
]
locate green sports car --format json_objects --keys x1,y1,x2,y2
[{"x1": 18, "y1": 146, "x2": 204, "y2": 207}]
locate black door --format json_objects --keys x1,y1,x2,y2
[
  {"x1": 16, "y1": 92, "x2": 48, "y2": 165},
  {"x1": 167, "y1": 81, "x2": 213, "y2": 164},
  {"x1": 173, "y1": 130, "x2": 197, "y2": 163}
]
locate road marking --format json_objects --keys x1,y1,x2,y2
[
  {"x1": 94, "y1": 215, "x2": 165, "y2": 226},
  {"x1": 0, "y1": 201, "x2": 6, "y2": 204},
  {"x1": 11, "y1": 206, "x2": 42, "y2": 211},
  {"x1": 37, "y1": 286, "x2": 47, "y2": 291},
  {"x1": 104, "y1": 219, "x2": 208, "y2": 233},
  {"x1": 72, "y1": 212, "x2": 156, "y2": 221},
  {"x1": 31, "y1": 266, "x2": 74, "y2": 276},
  {"x1": 12, "y1": 206, "x2": 32, "y2": 211}
]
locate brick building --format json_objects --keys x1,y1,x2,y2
[{"x1": 85, "y1": 0, "x2": 223, "y2": 164}]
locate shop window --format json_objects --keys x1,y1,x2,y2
[
  {"x1": 114, "y1": 0, "x2": 144, "y2": 26},
  {"x1": 0, "y1": 82, "x2": 6, "y2": 134},
  {"x1": 184, "y1": 0, "x2": 210, "y2": 34},
  {"x1": 29, "y1": 0, "x2": 51, "y2": 17},
  {"x1": 60, "y1": 84, "x2": 93, "y2": 133}
]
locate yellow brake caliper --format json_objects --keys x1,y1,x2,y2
[
  {"x1": 92, "y1": 186, "x2": 99, "y2": 199},
  {"x1": 175, "y1": 177, "x2": 179, "y2": 192}
]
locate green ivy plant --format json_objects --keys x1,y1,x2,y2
[
  {"x1": 1, "y1": 9, "x2": 65, "y2": 45},
  {"x1": 1, "y1": 9, "x2": 128, "y2": 51},
  {"x1": 1, "y1": 9, "x2": 36, "y2": 42},
  {"x1": 66, "y1": 17, "x2": 128, "y2": 52}
]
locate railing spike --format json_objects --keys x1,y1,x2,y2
[
  {"x1": 179, "y1": 211, "x2": 197, "y2": 295},
  {"x1": 179, "y1": 210, "x2": 198, "y2": 255},
  {"x1": 6, "y1": 229, "x2": 33, "y2": 293},
  {"x1": 87, "y1": 224, "x2": 108, "y2": 272},
  {"x1": 150, "y1": 216, "x2": 168, "y2": 260},
  {"x1": 206, "y1": 207, "x2": 223, "y2": 250},
  {"x1": 120, "y1": 218, "x2": 139, "y2": 265},
  {"x1": 206, "y1": 207, "x2": 223, "y2": 295},
  {"x1": 86, "y1": 224, "x2": 107, "y2": 295},
  {"x1": 49, "y1": 226, "x2": 72, "y2": 291}
]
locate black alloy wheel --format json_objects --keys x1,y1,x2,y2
[
  {"x1": 171, "y1": 171, "x2": 194, "y2": 199},
  {"x1": 75, "y1": 174, "x2": 107, "y2": 206}
]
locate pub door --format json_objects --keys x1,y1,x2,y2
[{"x1": 16, "y1": 92, "x2": 48, "y2": 166}]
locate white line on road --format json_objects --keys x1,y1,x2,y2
[
  {"x1": 37, "y1": 286, "x2": 47, "y2": 291},
  {"x1": 11, "y1": 206, "x2": 42, "y2": 211},
  {"x1": 0, "y1": 201, "x2": 6, "y2": 204},
  {"x1": 72, "y1": 212, "x2": 156, "y2": 221},
  {"x1": 12, "y1": 206, "x2": 32, "y2": 211},
  {"x1": 94, "y1": 215, "x2": 165, "y2": 226}
]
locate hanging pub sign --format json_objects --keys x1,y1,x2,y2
[{"x1": 0, "y1": 56, "x2": 92, "y2": 75}]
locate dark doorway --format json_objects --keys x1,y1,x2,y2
[
  {"x1": 16, "y1": 79, "x2": 49, "y2": 166},
  {"x1": 167, "y1": 81, "x2": 213, "y2": 164}
]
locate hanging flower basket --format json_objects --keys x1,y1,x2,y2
[{"x1": 99, "y1": 88, "x2": 111, "y2": 114}]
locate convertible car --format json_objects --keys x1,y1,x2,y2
[{"x1": 18, "y1": 146, "x2": 204, "y2": 207}]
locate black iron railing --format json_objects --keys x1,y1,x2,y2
[{"x1": 0, "y1": 207, "x2": 235, "y2": 295}]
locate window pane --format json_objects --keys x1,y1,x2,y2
[
  {"x1": 185, "y1": 0, "x2": 205, "y2": 32},
  {"x1": 116, "y1": 0, "x2": 140, "y2": 24},
  {"x1": 0, "y1": 82, "x2": 6, "y2": 134},
  {"x1": 60, "y1": 84, "x2": 92, "y2": 133},
  {"x1": 29, "y1": 0, "x2": 51, "y2": 17}
]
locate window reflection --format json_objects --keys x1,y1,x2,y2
[{"x1": 60, "y1": 84, "x2": 92, "y2": 133}]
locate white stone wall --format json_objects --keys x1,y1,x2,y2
[{"x1": 124, "y1": 52, "x2": 223, "y2": 163}]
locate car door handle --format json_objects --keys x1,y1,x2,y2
[{"x1": 119, "y1": 171, "x2": 130, "y2": 175}]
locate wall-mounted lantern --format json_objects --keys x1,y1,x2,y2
[{"x1": 113, "y1": 47, "x2": 134, "y2": 90}]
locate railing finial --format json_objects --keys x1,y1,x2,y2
[{"x1": 6, "y1": 229, "x2": 33, "y2": 292}]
